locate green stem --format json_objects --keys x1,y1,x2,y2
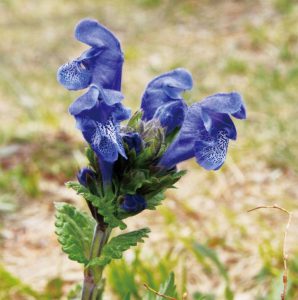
[{"x1": 81, "y1": 223, "x2": 111, "y2": 300}]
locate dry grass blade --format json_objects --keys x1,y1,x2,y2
[
  {"x1": 248, "y1": 204, "x2": 292, "y2": 300},
  {"x1": 143, "y1": 283, "x2": 177, "y2": 300}
]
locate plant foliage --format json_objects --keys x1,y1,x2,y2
[
  {"x1": 54, "y1": 202, "x2": 95, "y2": 264},
  {"x1": 88, "y1": 228, "x2": 150, "y2": 267}
]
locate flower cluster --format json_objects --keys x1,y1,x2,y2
[{"x1": 57, "y1": 18, "x2": 246, "y2": 216}]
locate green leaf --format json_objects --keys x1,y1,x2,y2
[
  {"x1": 143, "y1": 291, "x2": 156, "y2": 300},
  {"x1": 0, "y1": 264, "x2": 41, "y2": 299},
  {"x1": 192, "y1": 243, "x2": 234, "y2": 300},
  {"x1": 127, "y1": 110, "x2": 143, "y2": 129},
  {"x1": 120, "y1": 169, "x2": 151, "y2": 194},
  {"x1": 55, "y1": 202, "x2": 95, "y2": 264},
  {"x1": 193, "y1": 292, "x2": 215, "y2": 300},
  {"x1": 67, "y1": 283, "x2": 82, "y2": 300},
  {"x1": 85, "y1": 146, "x2": 98, "y2": 171},
  {"x1": 144, "y1": 272, "x2": 178, "y2": 300},
  {"x1": 146, "y1": 192, "x2": 165, "y2": 210},
  {"x1": 225, "y1": 286, "x2": 234, "y2": 300},
  {"x1": 192, "y1": 243, "x2": 228, "y2": 281},
  {"x1": 156, "y1": 272, "x2": 178, "y2": 300},
  {"x1": 66, "y1": 182, "x2": 127, "y2": 230},
  {"x1": 135, "y1": 137, "x2": 164, "y2": 167},
  {"x1": 136, "y1": 170, "x2": 186, "y2": 200},
  {"x1": 108, "y1": 259, "x2": 140, "y2": 299},
  {"x1": 121, "y1": 168, "x2": 186, "y2": 200},
  {"x1": 124, "y1": 294, "x2": 131, "y2": 300},
  {"x1": 165, "y1": 126, "x2": 180, "y2": 146},
  {"x1": 88, "y1": 228, "x2": 150, "y2": 267}
]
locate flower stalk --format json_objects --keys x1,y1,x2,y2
[{"x1": 82, "y1": 223, "x2": 111, "y2": 300}]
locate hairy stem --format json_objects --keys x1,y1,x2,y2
[{"x1": 81, "y1": 223, "x2": 111, "y2": 300}]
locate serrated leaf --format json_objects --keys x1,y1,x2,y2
[
  {"x1": 135, "y1": 146, "x2": 155, "y2": 167},
  {"x1": 54, "y1": 202, "x2": 95, "y2": 264},
  {"x1": 157, "y1": 170, "x2": 186, "y2": 188},
  {"x1": 88, "y1": 228, "x2": 150, "y2": 267},
  {"x1": 146, "y1": 192, "x2": 165, "y2": 210},
  {"x1": 156, "y1": 272, "x2": 178, "y2": 300},
  {"x1": 66, "y1": 182, "x2": 126, "y2": 230},
  {"x1": 140, "y1": 170, "x2": 186, "y2": 195},
  {"x1": 120, "y1": 169, "x2": 151, "y2": 194},
  {"x1": 121, "y1": 168, "x2": 186, "y2": 199}
]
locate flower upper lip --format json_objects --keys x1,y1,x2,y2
[
  {"x1": 140, "y1": 68, "x2": 193, "y2": 134},
  {"x1": 75, "y1": 18, "x2": 122, "y2": 50},
  {"x1": 57, "y1": 18, "x2": 124, "y2": 92}
]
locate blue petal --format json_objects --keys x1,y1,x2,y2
[
  {"x1": 160, "y1": 68, "x2": 193, "y2": 99},
  {"x1": 201, "y1": 109, "x2": 237, "y2": 140},
  {"x1": 57, "y1": 61, "x2": 91, "y2": 90},
  {"x1": 69, "y1": 85, "x2": 128, "y2": 123},
  {"x1": 58, "y1": 19, "x2": 124, "y2": 91},
  {"x1": 77, "y1": 167, "x2": 96, "y2": 186},
  {"x1": 74, "y1": 116, "x2": 95, "y2": 132},
  {"x1": 194, "y1": 130, "x2": 229, "y2": 170},
  {"x1": 78, "y1": 47, "x2": 104, "y2": 61},
  {"x1": 158, "y1": 104, "x2": 205, "y2": 169},
  {"x1": 158, "y1": 102, "x2": 236, "y2": 169},
  {"x1": 85, "y1": 51, "x2": 123, "y2": 91},
  {"x1": 200, "y1": 92, "x2": 246, "y2": 119},
  {"x1": 153, "y1": 100, "x2": 187, "y2": 134},
  {"x1": 141, "y1": 68, "x2": 193, "y2": 121},
  {"x1": 98, "y1": 160, "x2": 114, "y2": 186},
  {"x1": 112, "y1": 103, "x2": 131, "y2": 122},
  {"x1": 68, "y1": 85, "x2": 129, "y2": 163},
  {"x1": 158, "y1": 92, "x2": 245, "y2": 170},
  {"x1": 95, "y1": 135, "x2": 119, "y2": 162},
  {"x1": 82, "y1": 126, "x2": 117, "y2": 163},
  {"x1": 75, "y1": 18, "x2": 121, "y2": 49},
  {"x1": 75, "y1": 19, "x2": 124, "y2": 91},
  {"x1": 232, "y1": 104, "x2": 246, "y2": 119},
  {"x1": 141, "y1": 89, "x2": 165, "y2": 121},
  {"x1": 115, "y1": 130, "x2": 127, "y2": 159},
  {"x1": 121, "y1": 194, "x2": 146, "y2": 212},
  {"x1": 69, "y1": 85, "x2": 99, "y2": 116},
  {"x1": 83, "y1": 120, "x2": 125, "y2": 162},
  {"x1": 122, "y1": 132, "x2": 143, "y2": 155},
  {"x1": 101, "y1": 88, "x2": 124, "y2": 105}
]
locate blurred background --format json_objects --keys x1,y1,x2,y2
[{"x1": 0, "y1": 0, "x2": 298, "y2": 299}]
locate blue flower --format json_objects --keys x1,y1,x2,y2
[
  {"x1": 158, "y1": 92, "x2": 246, "y2": 170},
  {"x1": 153, "y1": 101, "x2": 187, "y2": 134},
  {"x1": 57, "y1": 19, "x2": 123, "y2": 91},
  {"x1": 77, "y1": 167, "x2": 96, "y2": 187},
  {"x1": 121, "y1": 194, "x2": 147, "y2": 212},
  {"x1": 122, "y1": 132, "x2": 143, "y2": 155},
  {"x1": 69, "y1": 84, "x2": 131, "y2": 183},
  {"x1": 141, "y1": 68, "x2": 193, "y2": 134}
]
